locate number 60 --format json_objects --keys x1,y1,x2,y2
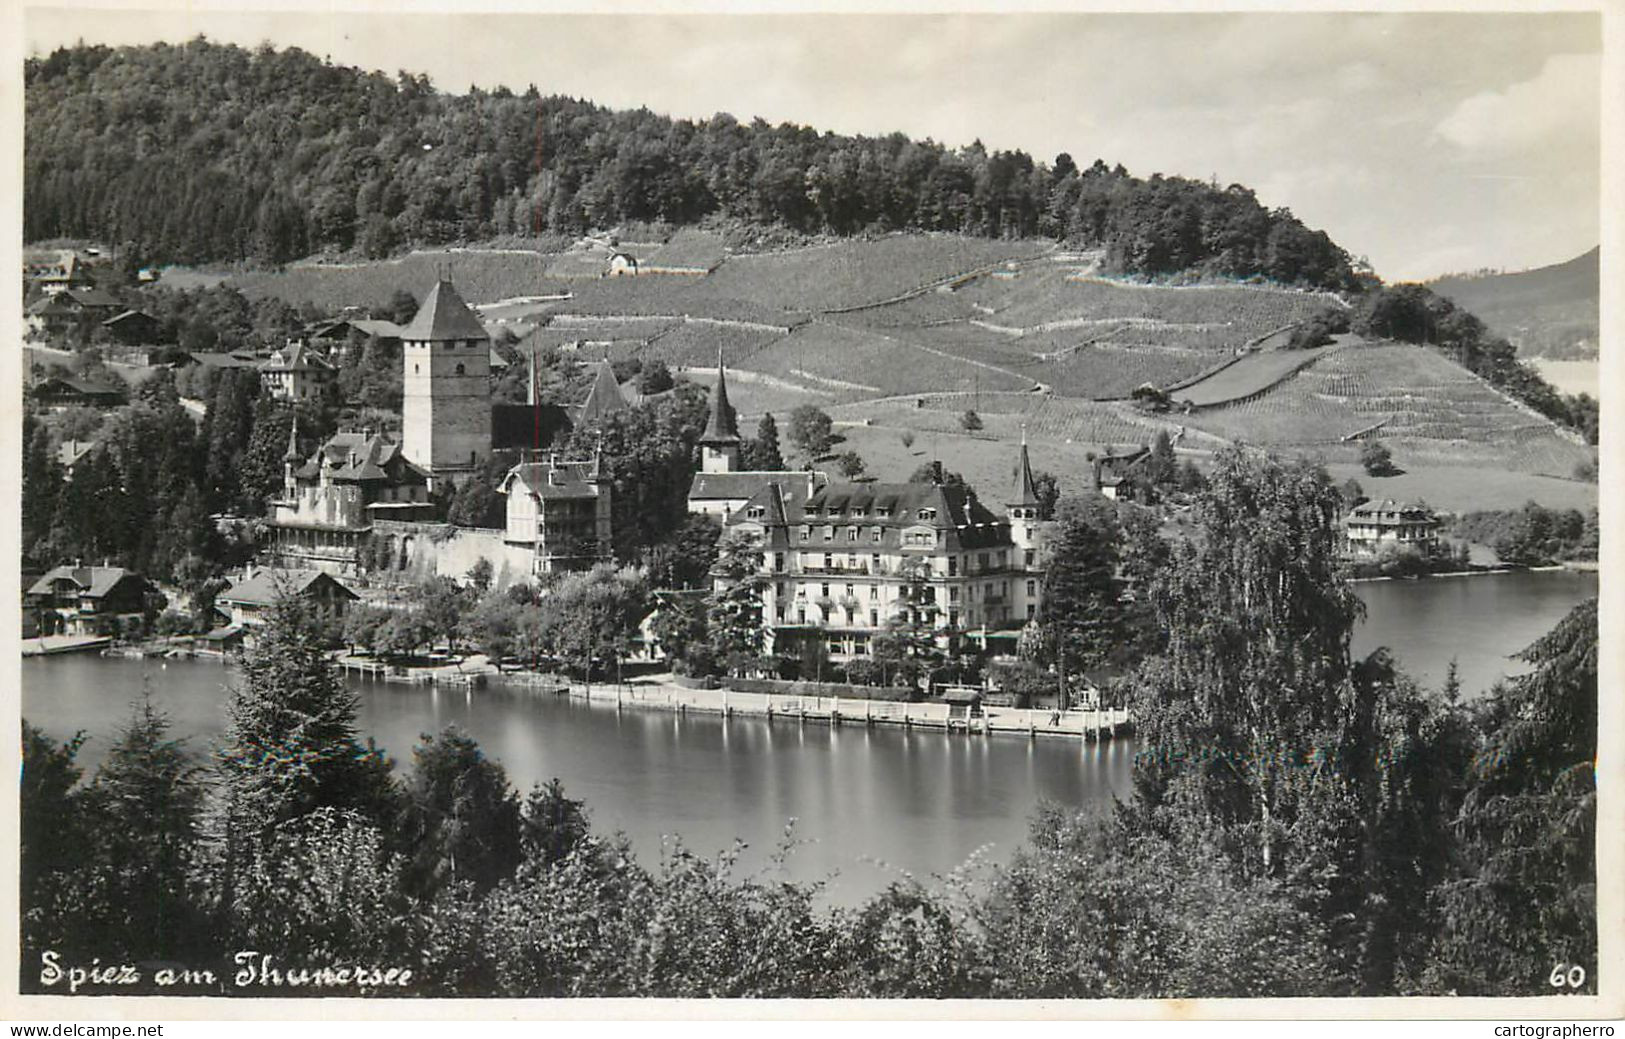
[{"x1": 1549, "y1": 964, "x2": 1587, "y2": 988}]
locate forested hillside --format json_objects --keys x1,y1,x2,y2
[
  {"x1": 1430, "y1": 248, "x2": 1599, "y2": 359},
  {"x1": 25, "y1": 39, "x2": 1355, "y2": 288}
]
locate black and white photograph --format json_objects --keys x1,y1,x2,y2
[{"x1": 6, "y1": 0, "x2": 1618, "y2": 1020}]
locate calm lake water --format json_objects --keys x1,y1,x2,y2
[{"x1": 20, "y1": 569, "x2": 1596, "y2": 904}]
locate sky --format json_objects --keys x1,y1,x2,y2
[{"x1": 21, "y1": 4, "x2": 1606, "y2": 281}]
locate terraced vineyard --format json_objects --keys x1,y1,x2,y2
[
  {"x1": 1179, "y1": 342, "x2": 1591, "y2": 477},
  {"x1": 747, "y1": 321, "x2": 1034, "y2": 400},
  {"x1": 642, "y1": 322, "x2": 788, "y2": 367},
  {"x1": 961, "y1": 270, "x2": 1337, "y2": 337},
  {"x1": 697, "y1": 235, "x2": 1047, "y2": 312},
  {"x1": 1173, "y1": 340, "x2": 1348, "y2": 406},
  {"x1": 226, "y1": 234, "x2": 1592, "y2": 507}
]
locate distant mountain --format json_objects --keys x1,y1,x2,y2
[
  {"x1": 24, "y1": 39, "x2": 1356, "y2": 291},
  {"x1": 1430, "y1": 248, "x2": 1598, "y2": 359}
]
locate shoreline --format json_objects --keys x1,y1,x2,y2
[
  {"x1": 1348, "y1": 562, "x2": 1595, "y2": 584},
  {"x1": 479, "y1": 670, "x2": 1134, "y2": 743}
]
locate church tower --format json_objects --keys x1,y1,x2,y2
[
  {"x1": 1007, "y1": 429, "x2": 1045, "y2": 623},
  {"x1": 401, "y1": 279, "x2": 491, "y2": 484},
  {"x1": 700, "y1": 347, "x2": 742, "y2": 474}
]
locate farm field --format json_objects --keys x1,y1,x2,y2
[{"x1": 1322, "y1": 463, "x2": 1596, "y2": 515}]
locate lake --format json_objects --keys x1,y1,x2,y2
[{"x1": 20, "y1": 569, "x2": 1596, "y2": 904}]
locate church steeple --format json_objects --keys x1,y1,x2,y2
[
  {"x1": 701, "y1": 345, "x2": 741, "y2": 446},
  {"x1": 700, "y1": 346, "x2": 742, "y2": 474},
  {"x1": 1009, "y1": 427, "x2": 1040, "y2": 509}
]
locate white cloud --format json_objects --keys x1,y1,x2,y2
[{"x1": 1434, "y1": 52, "x2": 1599, "y2": 153}]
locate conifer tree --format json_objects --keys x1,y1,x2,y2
[
  {"x1": 1035, "y1": 495, "x2": 1126, "y2": 685},
  {"x1": 205, "y1": 595, "x2": 397, "y2": 925}
]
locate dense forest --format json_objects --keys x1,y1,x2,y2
[{"x1": 25, "y1": 39, "x2": 1356, "y2": 289}]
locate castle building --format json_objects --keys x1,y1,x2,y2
[
  {"x1": 401, "y1": 279, "x2": 491, "y2": 484},
  {"x1": 716, "y1": 441, "x2": 1044, "y2": 662},
  {"x1": 265, "y1": 426, "x2": 434, "y2": 573},
  {"x1": 499, "y1": 453, "x2": 613, "y2": 575},
  {"x1": 686, "y1": 351, "x2": 827, "y2": 519}
]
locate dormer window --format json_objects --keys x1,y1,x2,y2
[
  {"x1": 917, "y1": 508, "x2": 936, "y2": 521},
  {"x1": 747, "y1": 506, "x2": 765, "y2": 520}
]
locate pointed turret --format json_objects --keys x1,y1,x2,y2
[
  {"x1": 700, "y1": 347, "x2": 742, "y2": 474},
  {"x1": 576, "y1": 358, "x2": 630, "y2": 426},
  {"x1": 1008, "y1": 427, "x2": 1040, "y2": 508},
  {"x1": 284, "y1": 418, "x2": 302, "y2": 463},
  {"x1": 701, "y1": 346, "x2": 741, "y2": 446}
]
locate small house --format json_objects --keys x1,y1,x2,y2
[
  {"x1": 26, "y1": 565, "x2": 160, "y2": 637},
  {"x1": 215, "y1": 566, "x2": 360, "y2": 631},
  {"x1": 32, "y1": 377, "x2": 127, "y2": 413},
  {"x1": 1345, "y1": 499, "x2": 1441, "y2": 559},
  {"x1": 259, "y1": 340, "x2": 337, "y2": 401},
  {"x1": 101, "y1": 309, "x2": 164, "y2": 345}
]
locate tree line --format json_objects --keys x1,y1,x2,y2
[
  {"x1": 20, "y1": 447, "x2": 1595, "y2": 996},
  {"x1": 26, "y1": 39, "x2": 1355, "y2": 289}
]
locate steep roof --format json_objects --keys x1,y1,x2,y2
[
  {"x1": 260, "y1": 341, "x2": 334, "y2": 373},
  {"x1": 1349, "y1": 498, "x2": 1436, "y2": 519},
  {"x1": 27, "y1": 565, "x2": 146, "y2": 599},
  {"x1": 500, "y1": 459, "x2": 602, "y2": 500},
  {"x1": 218, "y1": 568, "x2": 357, "y2": 607},
  {"x1": 186, "y1": 351, "x2": 264, "y2": 369},
  {"x1": 1009, "y1": 433, "x2": 1040, "y2": 507},
  {"x1": 701, "y1": 352, "x2": 741, "y2": 444},
  {"x1": 33, "y1": 376, "x2": 126, "y2": 400},
  {"x1": 349, "y1": 319, "x2": 405, "y2": 339},
  {"x1": 688, "y1": 470, "x2": 823, "y2": 506},
  {"x1": 729, "y1": 479, "x2": 1011, "y2": 551},
  {"x1": 294, "y1": 431, "x2": 427, "y2": 484},
  {"x1": 399, "y1": 280, "x2": 489, "y2": 342},
  {"x1": 575, "y1": 359, "x2": 630, "y2": 425}
]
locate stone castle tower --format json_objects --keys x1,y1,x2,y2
[{"x1": 401, "y1": 279, "x2": 490, "y2": 483}]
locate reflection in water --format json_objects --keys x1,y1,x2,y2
[{"x1": 22, "y1": 569, "x2": 1595, "y2": 904}]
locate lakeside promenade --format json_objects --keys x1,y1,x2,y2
[{"x1": 337, "y1": 655, "x2": 1132, "y2": 741}]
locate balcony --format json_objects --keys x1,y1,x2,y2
[{"x1": 797, "y1": 562, "x2": 870, "y2": 576}]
